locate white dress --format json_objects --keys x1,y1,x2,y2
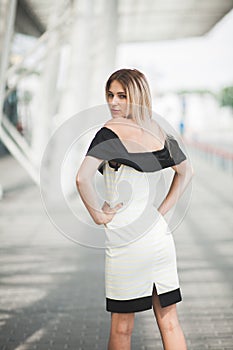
[{"x1": 86, "y1": 126, "x2": 187, "y2": 313}]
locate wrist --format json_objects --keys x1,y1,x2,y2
[{"x1": 94, "y1": 211, "x2": 107, "y2": 225}]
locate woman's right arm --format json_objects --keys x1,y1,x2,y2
[{"x1": 76, "y1": 156, "x2": 122, "y2": 225}]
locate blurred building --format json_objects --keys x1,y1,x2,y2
[{"x1": 0, "y1": 0, "x2": 233, "y2": 184}]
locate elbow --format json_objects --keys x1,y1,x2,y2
[
  {"x1": 190, "y1": 165, "x2": 195, "y2": 177},
  {"x1": 76, "y1": 172, "x2": 86, "y2": 188},
  {"x1": 76, "y1": 175, "x2": 80, "y2": 188}
]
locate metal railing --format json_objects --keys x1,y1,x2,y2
[{"x1": 186, "y1": 139, "x2": 233, "y2": 175}]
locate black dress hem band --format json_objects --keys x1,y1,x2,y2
[
  {"x1": 106, "y1": 295, "x2": 152, "y2": 313},
  {"x1": 158, "y1": 288, "x2": 182, "y2": 308},
  {"x1": 106, "y1": 288, "x2": 182, "y2": 313}
]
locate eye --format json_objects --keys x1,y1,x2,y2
[
  {"x1": 107, "y1": 93, "x2": 114, "y2": 99},
  {"x1": 119, "y1": 95, "x2": 126, "y2": 99}
]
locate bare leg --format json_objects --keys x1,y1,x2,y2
[
  {"x1": 152, "y1": 286, "x2": 187, "y2": 350},
  {"x1": 108, "y1": 312, "x2": 135, "y2": 350}
]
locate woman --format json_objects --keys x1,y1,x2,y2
[{"x1": 76, "y1": 68, "x2": 193, "y2": 350}]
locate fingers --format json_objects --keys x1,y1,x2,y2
[
  {"x1": 114, "y1": 202, "x2": 124, "y2": 211},
  {"x1": 103, "y1": 202, "x2": 123, "y2": 210},
  {"x1": 103, "y1": 202, "x2": 123, "y2": 216},
  {"x1": 103, "y1": 202, "x2": 124, "y2": 226},
  {"x1": 102, "y1": 201, "x2": 110, "y2": 211}
]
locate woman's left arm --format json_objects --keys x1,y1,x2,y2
[{"x1": 157, "y1": 159, "x2": 194, "y2": 216}]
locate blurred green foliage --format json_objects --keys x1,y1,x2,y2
[
  {"x1": 177, "y1": 87, "x2": 233, "y2": 110},
  {"x1": 219, "y1": 86, "x2": 233, "y2": 109}
]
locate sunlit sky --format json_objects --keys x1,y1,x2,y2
[{"x1": 116, "y1": 9, "x2": 233, "y2": 93}]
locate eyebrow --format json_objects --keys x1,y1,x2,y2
[{"x1": 108, "y1": 90, "x2": 126, "y2": 94}]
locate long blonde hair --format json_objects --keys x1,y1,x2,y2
[{"x1": 105, "y1": 68, "x2": 172, "y2": 151}]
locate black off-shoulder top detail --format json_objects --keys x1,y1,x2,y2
[{"x1": 85, "y1": 127, "x2": 187, "y2": 174}]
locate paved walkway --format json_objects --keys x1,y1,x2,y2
[{"x1": 0, "y1": 151, "x2": 232, "y2": 350}]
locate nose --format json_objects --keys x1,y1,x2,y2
[{"x1": 111, "y1": 95, "x2": 119, "y2": 106}]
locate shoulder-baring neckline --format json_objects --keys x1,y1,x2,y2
[{"x1": 101, "y1": 127, "x2": 167, "y2": 155}]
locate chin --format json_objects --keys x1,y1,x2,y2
[{"x1": 112, "y1": 114, "x2": 123, "y2": 119}]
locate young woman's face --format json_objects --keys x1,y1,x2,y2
[{"x1": 107, "y1": 80, "x2": 129, "y2": 118}]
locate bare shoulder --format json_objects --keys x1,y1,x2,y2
[
  {"x1": 103, "y1": 117, "x2": 166, "y2": 150},
  {"x1": 104, "y1": 117, "x2": 126, "y2": 128},
  {"x1": 150, "y1": 118, "x2": 167, "y2": 143},
  {"x1": 103, "y1": 118, "x2": 140, "y2": 137}
]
